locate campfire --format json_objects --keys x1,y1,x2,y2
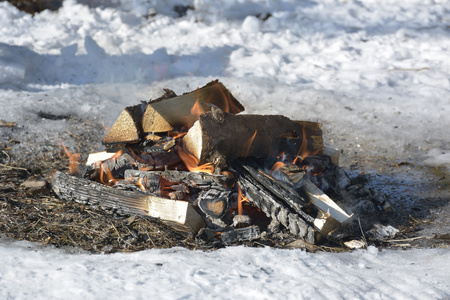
[{"x1": 53, "y1": 80, "x2": 391, "y2": 248}]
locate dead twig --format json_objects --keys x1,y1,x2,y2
[
  {"x1": 358, "y1": 217, "x2": 368, "y2": 249},
  {"x1": 0, "y1": 120, "x2": 17, "y2": 127},
  {"x1": 389, "y1": 67, "x2": 429, "y2": 72},
  {"x1": 387, "y1": 236, "x2": 433, "y2": 243},
  {"x1": 0, "y1": 164, "x2": 30, "y2": 174}
]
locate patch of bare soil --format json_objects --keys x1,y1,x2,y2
[{"x1": 341, "y1": 155, "x2": 450, "y2": 250}]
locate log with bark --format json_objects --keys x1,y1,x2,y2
[{"x1": 183, "y1": 108, "x2": 324, "y2": 167}]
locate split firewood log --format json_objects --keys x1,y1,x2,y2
[
  {"x1": 183, "y1": 108, "x2": 323, "y2": 167},
  {"x1": 103, "y1": 103, "x2": 147, "y2": 144},
  {"x1": 142, "y1": 80, "x2": 245, "y2": 133},
  {"x1": 103, "y1": 80, "x2": 244, "y2": 145}
]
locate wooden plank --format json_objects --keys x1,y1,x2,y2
[
  {"x1": 52, "y1": 171, "x2": 205, "y2": 234},
  {"x1": 301, "y1": 178, "x2": 353, "y2": 224}
]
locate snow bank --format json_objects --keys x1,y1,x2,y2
[{"x1": 0, "y1": 238, "x2": 449, "y2": 299}]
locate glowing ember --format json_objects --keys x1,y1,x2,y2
[{"x1": 61, "y1": 142, "x2": 81, "y2": 176}]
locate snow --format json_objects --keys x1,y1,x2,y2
[
  {"x1": 1, "y1": 238, "x2": 449, "y2": 299},
  {"x1": 0, "y1": 0, "x2": 449, "y2": 298}
]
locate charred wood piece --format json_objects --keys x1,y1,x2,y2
[
  {"x1": 220, "y1": 225, "x2": 261, "y2": 245},
  {"x1": 237, "y1": 160, "x2": 312, "y2": 218},
  {"x1": 124, "y1": 169, "x2": 229, "y2": 190},
  {"x1": 237, "y1": 171, "x2": 316, "y2": 244},
  {"x1": 197, "y1": 189, "x2": 232, "y2": 219}
]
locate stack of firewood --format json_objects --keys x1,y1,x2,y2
[{"x1": 53, "y1": 80, "x2": 357, "y2": 246}]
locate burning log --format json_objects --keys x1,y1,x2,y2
[
  {"x1": 52, "y1": 171, "x2": 205, "y2": 234},
  {"x1": 183, "y1": 109, "x2": 324, "y2": 167},
  {"x1": 237, "y1": 160, "x2": 314, "y2": 221}
]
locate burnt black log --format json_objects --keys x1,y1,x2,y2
[
  {"x1": 236, "y1": 168, "x2": 316, "y2": 244},
  {"x1": 237, "y1": 160, "x2": 313, "y2": 217}
]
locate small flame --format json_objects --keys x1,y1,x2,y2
[
  {"x1": 271, "y1": 161, "x2": 286, "y2": 173},
  {"x1": 292, "y1": 128, "x2": 319, "y2": 165},
  {"x1": 178, "y1": 146, "x2": 214, "y2": 174},
  {"x1": 168, "y1": 131, "x2": 187, "y2": 139},
  {"x1": 243, "y1": 129, "x2": 257, "y2": 157},
  {"x1": 62, "y1": 142, "x2": 81, "y2": 176},
  {"x1": 237, "y1": 184, "x2": 249, "y2": 217},
  {"x1": 98, "y1": 149, "x2": 123, "y2": 186},
  {"x1": 112, "y1": 149, "x2": 123, "y2": 160},
  {"x1": 217, "y1": 86, "x2": 241, "y2": 113},
  {"x1": 99, "y1": 163, "x2": 120, "y2": 186},
  {"x1": 191, "y1": 97, "x2": 206, "y2": 120},
  {"x1": 136, "y1": 177, "x2": 146, "y2": 191}
]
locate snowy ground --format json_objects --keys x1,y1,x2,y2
[{"x1": 1, "y1": 0, "x2": 449, "y2": 298}]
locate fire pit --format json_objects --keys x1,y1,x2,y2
[{"x1": 52, "y1": 80, "x2": 392, "y2": 248}]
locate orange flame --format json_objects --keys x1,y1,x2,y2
[
  {"x1": 237, "y1": 184, "x2": 249, "y2": 217},
  {"x1": 178, "y1": 146, "x2": 214, "y2": 174},
  {"x1": 292, "y1": 128, "x2": 319, "y2": 165},
  {"x1": 191, "y1": 97, "x2": 206, "y2": 120},
  {"x1": 98, "y1": 149, "x2": 123, "y2": 186},
  {"x1": 136, "y1": 177, "x2": 146, "y2": 191},
  {"x1": 217, "y1": 86, "x2": 242, "y2": 113},
  {"x1": 271, "y1": 161, "x2": 286, "y2": 173},
  {"x1": 99, "y1": 163, "x2": 120, "y2": 186},
  {"x1": 168, "y1": 131, "x2": 187, "y2": 139},
  {"x1": 111, "y1": 149, "x2": 123, "y2": 160},
  {"x1": 62, "y1": 143, "x2": 81, "y2": 176},
  {"x1": 243, "y1": 129, "x2": 257, "y2": 157}
]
